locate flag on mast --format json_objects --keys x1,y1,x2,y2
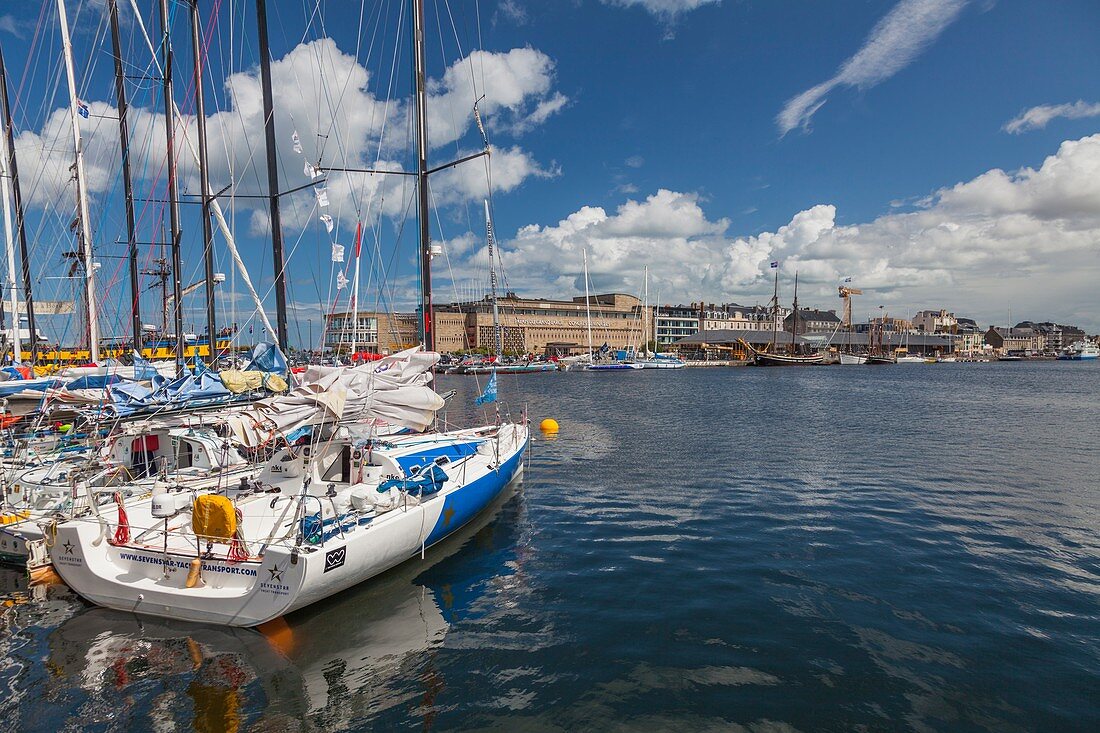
[
  {"x1": 770, "y1": 260, "x2": 778, "y2": 269},
  {"x1": 475, "y1": 373, "x2": 497, "y2": 405}
]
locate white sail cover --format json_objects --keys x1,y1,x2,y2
[{"x1": 221, "y1": 348, "x2": 444, "y2": 447}]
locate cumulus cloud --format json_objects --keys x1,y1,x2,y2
[
  {"x1": 12, "y1": 38, "x2": 564, "y2": 232},
  {"x1": 778, "y1": 0, "x2": 969, "y2": 136},
  {"x1": 1003, "y1": 101, "x2": 1100, "y2": 134},
  {"x1": 443, "y1": 134, "x2": 1100, "y2": 329}
]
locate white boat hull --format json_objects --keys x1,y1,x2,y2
[
  {"x1": 50, "y1": 425, "x2": 528, "y2": 627},
  {"x1": 839, "y1": 353, "x2": 867, "y2": 365}
]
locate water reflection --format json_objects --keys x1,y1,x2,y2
[{"x1": 34, "y1": 480, "x2": 526, "y2": 731}]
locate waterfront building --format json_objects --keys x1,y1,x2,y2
[
  {"x1": 324, "y1": 311, "x2": 418, "y2": 355},
  {"x1": 655, "y1": 305, "x2": 699, "y2": 348},
  {"x1": 953, "y1": 318, "x2": 986, "y2": 356},
  {"x1": 984, "y1": 326, "x2": 1036, "y2": 355},
  {"x1": 913, "y1": 309, "x2": 958, "y2": 334},
  {"x1": 784, "y1": 308, "x2": 842, "y2": 333},
  {"x1": 434, "y1": 292, "x2": 645, "y2": 355},
  {"x1": 853, "y1": 315, "x2": 914, "y2": 334},
  {"x1": 1013, "y1": 321, "x2": 1085, "y2": 353}
]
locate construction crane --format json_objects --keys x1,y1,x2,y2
[{"x1": 838, "y1": 285, "x2": 863, "y2": 329}]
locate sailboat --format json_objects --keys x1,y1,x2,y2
[
  {"x1": 634, "y1": 268, "x2": 685, "y2": 369},
  {"x1": 583, "y1": 252, "x2": 641, "y2": 371},
  {"x1": 741, "y1": 269, "x2": 824, "y2": 366},
  {"x1": 47, "y1": 0, "x2": 529, "y2": 627},
  {"x1": 463, "y1": 202, "x2": 555, "y2": 375}
]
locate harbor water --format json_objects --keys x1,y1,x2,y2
[{"x1": 1, "y1": 362, "x2": 1098, "y2": 731}]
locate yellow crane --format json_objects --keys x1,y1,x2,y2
[{"x1": 838, "y1": 285, "x2": 863, "y2": 329}]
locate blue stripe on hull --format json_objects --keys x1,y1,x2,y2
[{"x1": 424, "y1": 437, "x2": 527, "y2": 548}]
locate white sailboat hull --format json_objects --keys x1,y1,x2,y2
[
  {"x1": 50, "y1": 424, "x2": 528, "y2": 627},
  {"x1": 839, "y1": 353, "x2": 867, "y2": 365}
]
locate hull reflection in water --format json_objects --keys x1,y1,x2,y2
[{"x1": 44, "y1": 482, "x2": 525, "y2": 731}]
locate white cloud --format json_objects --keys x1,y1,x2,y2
[
  {"x1": 625, "y1": 155, "x2": 645, "y2": 168},
  {"x1": 1003, "y1": 101, "x2": 1100, "y2": 134},
  {"x1": 778, "y1": 0, "x2": 969, "y2": 136},
  {"x1": 11, "y1": 38, "x2": 564, "y2": 232},
  {"x1": 457, "y1": 134, "x2": 1100, "y2": 330},
  {"x1": 601, "y1": 0, "x2": 721, "y2": 22}
]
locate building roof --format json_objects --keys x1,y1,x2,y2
[{"x1": 784, "y1": 308, "x2": 841, "y2": 323}]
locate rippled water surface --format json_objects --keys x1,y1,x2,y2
[{"x1": 2, "y1": 362, "x2": 1099, "y2": 732}]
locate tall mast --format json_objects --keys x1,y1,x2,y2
[
  {"x1": 583, "y1": 250, "x2": 592, "y2": 360},
  {"x1": 109, "y1": 0, "x2": 142, "y2": 353},
  {"x1": 0, "y1": 125, "x2": 17, "y2": 362},
  {"x1": 770, "y1": 265, "x2": 779, "y2": 352},
  {"x1": 189, "y1": 0, "x2": 217, "y2": 365},
  {"x1": 412, "y1": 0, "x2": 434, "y2": 351},
  {"x1": 791, "y1": 271, "x2": 799, "y2": 354},
  {"x1": 642, "y1": 265, "x2": 648, "y2": 356},
  {"x1": 0, "y1": 50, "x2": 34, "y2": 363},
  {"x1": 485, "y1": 200, "x2": 502, "y2": 358},
  {"x1": 255, "y1": 0, "x2": 289, "y2": 353},
  {"x1": 159, "y1": 0, "x2": 185, "y2": 370},
  {"x1": 57, "y1": 0, "x2": 100, "y2": 362},
  {"x1": 0, "y1": 58, "x2": 19, "y2": 362},
  {"x1": 349, "y1": 221, "x2": 362, "y2": 356}
]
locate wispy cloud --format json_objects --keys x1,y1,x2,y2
[
  {"x1": 777, "y1": 0, "x2": 970, "y2": 136},
  {"x1": 0, "y1": 14, "x2": 24, "y2": 38},
  {"x1": 601, "y1": 0, "x2": 720, "y2": 23},
  {"x1": 1004, "y1": 101, "x2": 1100, "y2": 134}
]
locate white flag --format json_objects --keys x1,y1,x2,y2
[
  {"x1": 320, "y1": 214, "x2": 334, "y2": 232},
  {"x1": 331, "y1": 243, "x2": 345, "y2": 263},
  {"x1": 304, "y1": 161, "x2": 322, "y2": 179},
  {"x1": 291, "y1": 130, "x2": 302, "y2": 154},
  {"x1": 336, "y1": 272, "x2": 349, "y2": 290},
  {"x1": 315, "y1": 187, "x2": 329, "y2": 207}
]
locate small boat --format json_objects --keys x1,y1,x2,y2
[
  {"x1": 866, "y1": 355, "x2": 896, "y2": 365},
  {"x1": 465, "y1": 361, "x2": 557, "y2": 375},
  {"x1": 743, "y1": 343, "x2": 825, "y2": 366},
  {"x1": 584, "y1": 361, "x2": 644, "y2": 371},
  {"x1": 839, "y1": 352, "x2": 867, "y2": 365},
  {"x1": 1056, "y1": 341, "x2": 1099, "y2": 360},
  {"x1": 633, "y1": 355, "x2": 685, "y2": 369}
]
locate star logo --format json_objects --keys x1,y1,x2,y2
[
  {"x1": 268, "y1": 564, "x2": 284, "y2": 582},
  {"x1": 442, "y1": 507, "x2": 455, "y2": 527},
  {"x1": 62, "y1": 540, "x2": 74, "y2": 556}
]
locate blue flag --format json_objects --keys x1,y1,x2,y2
[
  {"x1": 770, "y1": 260, "x2": 778, "y2": 269},
  {"x1": 77, "y1": 101, "x2": 89, "y2": 119},
  {"x1": 475, "y1": 372, "x2": 497, "y2": 405}
]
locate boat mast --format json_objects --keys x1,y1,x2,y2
[
  {"x1": 0, "y1": 62, "x2": 19, "y2": 363},
  {"x1": 108, "y1": 0, "x2": 142, "y2": 354},
  {"x1": 349, "y1": 221, "x2": 362, "y2": 357},
  {"x1": 57, "y1": 0, "x2": 100, "y2": 363},
  {"x1": 255, "y1": 0, "x2": 289, "y2": 354},
  {"x1": 0, "y1": 129, "x2": 16, "y2": 362},
  {"x1": 189, "y1": 0, "x2": 218, "y2": 365},
  {"x1": 642, "y1": 264, "x2": 648, "y2": 357},
  {"x1": 0, "y1": 51, "x2": 34, "y2": 364},
  {"x1": 583, "y1": 250, "x2": 593, "y2": 360},
  {"x1": 158, "y1": 0, "x2": 185, "y2": 370},
  {"x1": 412, "y1": 0, "x2": 434, "y2": 351},
  {"x1": 770, "y1": 264, "x2": 779, "y2": 353},
  {"x1": 654, "y1": 288, "x2": 660, "y2": 355},
  {"x1": 791, "y1": 271, "x2": 799, "y2": 355},
  {"x1": 484, "y1": 200, "x2": 502, "y2": 358}
]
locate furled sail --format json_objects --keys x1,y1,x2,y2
[{"x1": 220, "y1": 348, "x2": 444, "y2": 447}]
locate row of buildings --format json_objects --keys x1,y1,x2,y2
[{"x1": 323, "y1": 296, "x2": 1093, "y2": 358}]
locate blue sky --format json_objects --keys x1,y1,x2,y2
[{"x1": 2, "y1": 0, "x2": 1099, "y2": 347}]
